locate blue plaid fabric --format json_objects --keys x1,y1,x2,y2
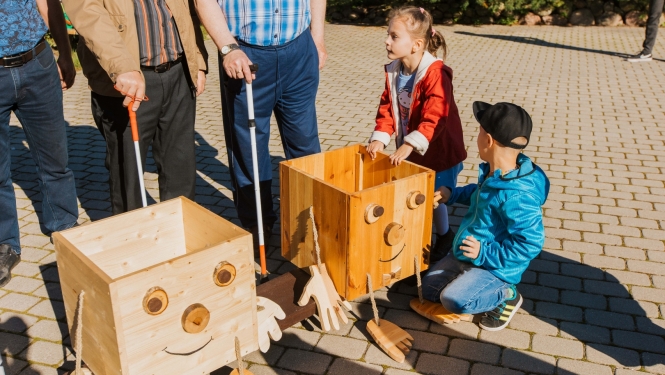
[{"x1": 218, "y1": 0, "x2": 311, "y2": 46}]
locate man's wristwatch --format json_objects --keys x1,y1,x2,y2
[{"x1": 220, "y1": 43, "x2": 240, "y2": 57}]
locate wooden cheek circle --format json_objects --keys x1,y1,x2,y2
[
  {"x1": 182, "y1": 303, "x2": 210, "y2": 334},
  {"x1": 365, "y1": 204, "x2": 385, "y2": 224},
  {"x1": 407, "y1": 191, "x2": 426, "y2": 209},
  {"x1": 384, "y1": 222, "x2": 405, "y2": 246},
  {"x1": 213, "y1": 261, "x2": 236, "y2": 287},
  {"x1": 143, "y1": 287, "x2": 168, "y2": 315}
]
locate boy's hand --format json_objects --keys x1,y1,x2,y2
[
  {"x1": 366, "y1": 140, "x2": 385, "y2": 160},
  {"x1": 460, "y1": 236, "x2": 480, "y2": 259},
  {"x1": 389, "y1": 143, "x2": 414, "y2": 166},
  {"x1": 433, "y1": 186, "x2": 451, "y2": 208}
]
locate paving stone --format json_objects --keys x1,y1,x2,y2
[
  {"x1": 384, "y1": 369, "x2": 418, "y2": 375},
  {"x1": 428, "y1": 320, "x2": 480, "y2": 339},
  {"x1": 0, "y1": 313, "x2": 38, "y2": 333},
  {"x1": 0, "y1": 294, "x2": 40, "y2": 312},
  {"x1": 10, "y1": 262, "x2": 42, "y2": 278},
  {"x1": 517, "y1": 284, "x2": 559, "y2": 303},
  {"x1": 556, "y1": 358, "x2": 612, "y2": 375},
  {"x1": 605, "y1": 269, "x2": 653, "y2": 286},
  {"x1": 416, "y1": 352, "x2": 470, "y2": 375},
  {"x1": 1, "y1": 355, "x2": 29, "y2": 375},
  {"x1": 583, "y1": 280, "x2": 631, "y2": 298},
  {"x1": 537, "y1": 274, "x2": 582, "y2": 291},
  {"x1": 27, "y1": 301, "x2": 65, "y2": 320},
  {"x1": 277, "y1": 327, "x2": 322, "y2": 350},
  {"x1": 612, "y1": 329, "x2": 665, "y2": 353},
  {"x1": 643, "y1": 352, "x2": 665, "y2": 375},
  {"x1": 26, "y1": 320, "x2": 69, "y2": 343},
  {"x1": 535, "y1": 302, "x2": 583, "y2": 322},
  {"x1": 276, "y1": 348, "x2": 331, "y2": 375},
  {"x1": 313, "y1": 335, "x2": 367, "y2": 360},
  {"x1": 560, "y1": 263, "x2": 605, "y2": 280},
  {"x1": 585, "y1": 343, "x2": 641, "y2": 369},
  {"x1": 585, "y1": 309, "x2": 635, "y2": 330},
  {"x1": 18, "y1": 341, "x2": 68, "y2": 366},
  {"x1": 244, "y1": 345, "x2": 284, "y2": 365},
  {"x1": 559, "y1": 322, "x2": 611, "y2": 344},
  {"x1": 363, "y1": 345, "x2": 417, "y2": 370},
  {"x1": 560, "y1": 291, "x2": 607, "y2": 310},
  {"x1": 0, "y1": 332, "x2": 31, "y2": 357},
  {"x1": 479, "y1": 328, "x2": 531, "y2": 350},
  {"x1": 501, "y1": 348, "x2": 556, "y2": 374},
  {"x1": 405, "y1": 329, "x2": 449, "y2": 355},
  {"x1": 325, "y1": 358, "x2": 382, "y2": 375},
  {"x1": 2, "y1": 277, "x2": 43, "y2": 294},
  {"x1": 636, "y1": 316, "x2": 665, "y2": 336},
  {"x1": 609, "y1": 297, "x2": 660, "y2": 317},
  {"x1": 470, "y1": 363, "x2": 524, "y2": 375},
  {"x1": 382, "y1": 309, "x2": 430, "y2": 331},
  {"x1": 632, "y1": 286, "x2": 665, "y2": 303},
  {"x1": 246, "y1": 364, "x2": 296, "y2": 375},
  {"x1": 447, "y1": 338, "x2": 501, "y2": 364},
  {"x1": 531, "y1": 334, "x2": 584, "y2": 359},
  {"x1": 508, "y1": 314, "x2": 558, "y2": 336}
]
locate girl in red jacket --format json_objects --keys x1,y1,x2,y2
[{"x1": 367, "y1": 6, "x2": 467, "y2": 264}]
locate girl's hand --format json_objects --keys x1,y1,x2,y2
[
  {"x1": 389, "y1": 143, "x2": 414, "y2": 166},
  {"x1": 459, "y1": 236, "x2": 481, "y2": 259},
  {"x1": 366, "y1": 140, "x2": 385, "y2": 160}
]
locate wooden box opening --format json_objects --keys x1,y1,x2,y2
[{"x1": 57, "y1": 198, "x2": 248, "y2": 280}]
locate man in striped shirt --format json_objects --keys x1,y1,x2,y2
[
  {"x1": 63, "y1": 0, "x2": 208, "y2": 214},
  {"x1": 196, "y1": 0, "x2": 326, "y2": 242}
]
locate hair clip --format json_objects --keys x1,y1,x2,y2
[
  {"x1": 431, "y1": 28, "x2": 436, "y2": 36},
  {"x1": 419, "y1": 7, "x2": 425, "y2": 13}
]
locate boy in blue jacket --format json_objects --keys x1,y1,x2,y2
[{"x1": 420, "y1": 101, "x2": 549, "y2": 331}]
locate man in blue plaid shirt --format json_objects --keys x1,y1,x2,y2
[{"x1": 196, "y1": 0, "x2": 326, "y2": 247}]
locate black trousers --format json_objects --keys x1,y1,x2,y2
[
  {"x1": 643, "y1": 0, "x2": 665, "y2": 55},
  {"x1": 91, "y1": 63, "x2": 196, "y2": 214}
]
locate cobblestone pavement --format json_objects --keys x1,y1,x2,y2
[{"x1": 2, "y1": 24, "x2": 665, "y2": 375}]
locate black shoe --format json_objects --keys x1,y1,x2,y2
[
  {"x1": 0, "y1": 244, "x2": 21, "y2": 288},
  {"x1": 479, "y1": 286, "x2": 523, "y2": 331},
  {"x1": 50, "y1": 222, "x2": 80, "y2": 244},
  {"x1": 429, "y1": 229, "x2": 455, "y2": 264}
]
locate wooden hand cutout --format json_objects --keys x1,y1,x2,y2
[
  {"x1": 256, "y1": 297, "x2": 286, "y2": 353},
  {"x1": 366, "y1": 319, "x2": 414, "y2": 363},
  {"x1": 410, "y1": 299, "x2": 473, "y2": 325},
  {"x1": 319, "y1": 263, "x2": 352, "y2": 325},
  {"x1": 298, "y1": 265, "x2": 338, "y2": 331}
]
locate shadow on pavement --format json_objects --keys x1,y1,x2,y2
[{"x1": 454, "y1": 31, "x2": 634, "y2": 59}]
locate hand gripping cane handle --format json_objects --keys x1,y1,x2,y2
[{"x1": 128, "y1": 101, "x2": 140, "y2": 142}]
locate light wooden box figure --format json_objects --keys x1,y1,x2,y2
[
  {"x1": 52, "y1": 197, "x2": 257, "y2": 375},
  {"x1": 281, "y1": 144, "x2": 435, "y2": 300}
]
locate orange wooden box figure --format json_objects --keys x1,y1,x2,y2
[
  {"x1": 281, "y1": 144, "x2": 435, "y2": 300},
  {"x1": 52, "y1": 197, "x2": 258, "y2": 375}
]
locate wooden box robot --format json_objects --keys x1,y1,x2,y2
[
  {"x1": 280, "y1": 144, "x2": 435, "y2": 300},
  {"x1": 52, "y1": 197, "x2": 257, "y2": 375}
]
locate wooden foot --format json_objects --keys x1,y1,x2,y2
[
  {"x1": 366, "y1": 319, "x2": 414, "y2": 363},
  {"x1": 409, "y1": 298, "x2": 472, "y2": 324},
  {"x1": 64, "y1": 366, "x2": 93, "y2": 375},
  {"x1": 229, "y1": 370, "x2": 254, "y2": 375}
]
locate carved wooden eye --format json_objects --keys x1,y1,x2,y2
[
  {"x1": 213, "y1": 261, "x2": 236, "y2": 287},
  {"x1": 143, "y1": 287, "x2": 168, "y2": 315},
  {"x1": 365, "y1": 204, "x2": 385, "y2": 224},
  {"x1": 407, "y1": 191, "x2": 426, "y2": 209}
]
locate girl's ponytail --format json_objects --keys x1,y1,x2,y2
[{"x1": 428, "y1": 29, "x2": 447, "y2": 61}]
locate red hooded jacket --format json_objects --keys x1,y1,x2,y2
[{"x1": 370, "y1": 52, "x2": 467, "y2": 172}]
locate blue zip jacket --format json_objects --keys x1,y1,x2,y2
[{"x1": 447, "y1": 153, "x2": 550, "y2": 285}]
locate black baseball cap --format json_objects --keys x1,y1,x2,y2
[{"x1": 472, "y1": 101, "x2": 533, "y2": 149}]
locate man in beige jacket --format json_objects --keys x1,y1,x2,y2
[{"x1": 62, "y1": 0, "x2": 208, "y2": 214}]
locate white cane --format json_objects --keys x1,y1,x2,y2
[
  {"x1": 128, "y1": 100, "x2": 147, "y2": 207},
  {"x1": 246, "y1": 64, "x2": 267, "y2": 279}
]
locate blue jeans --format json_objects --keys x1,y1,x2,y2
[
  {"x1": 219, "y1": 29, "x2": 321, "y2": 228},
  {"x1": 422, "y1": 253, "x2": 512, "y2": 314},
  {"x1": 0, "y1": 44, "x2": 78, "y2": 253}
]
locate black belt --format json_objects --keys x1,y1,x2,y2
[
  {"x1": 0, "y1": 39, "x2": 47, "y2": 68},
  {"x1": 140, "y1": 56, "x2": 182, "y2": 73}
]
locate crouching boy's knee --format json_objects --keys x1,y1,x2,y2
[{"x1": 440, "y1": 289, "x2": 471, "y2": 314}]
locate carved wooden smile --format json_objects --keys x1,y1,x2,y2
[{"x1": 162, "y1": 336, "x2": 213, "y2": 356}]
